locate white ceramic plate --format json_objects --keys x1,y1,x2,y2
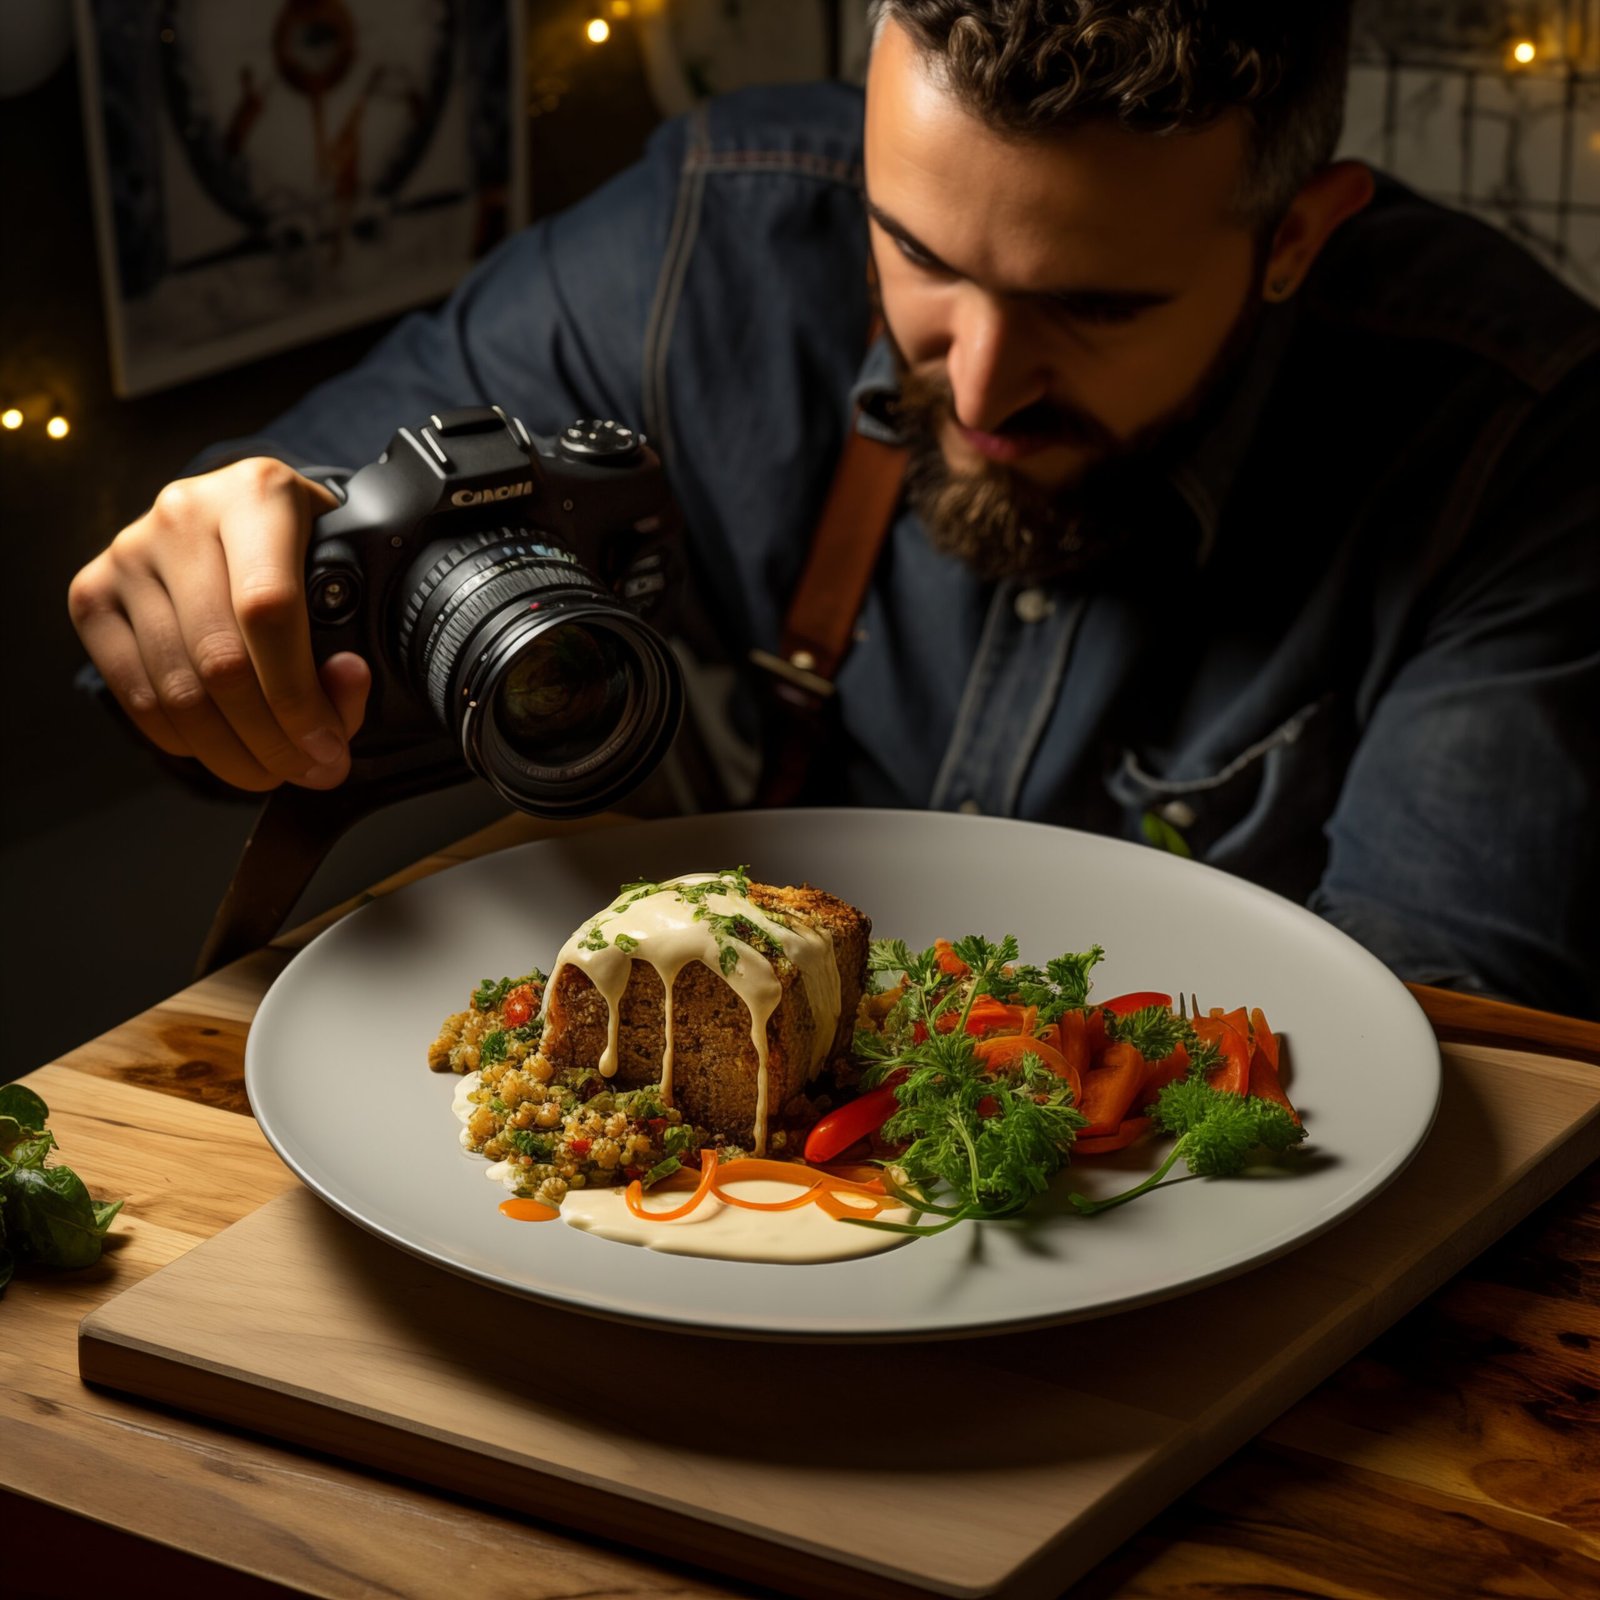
[{"x1": 246, "y1": 809, "x2": 1440, "y2": 1341}]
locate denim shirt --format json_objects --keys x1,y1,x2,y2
[{"x1": 208, "y1": 82, "x2": 1600, "y2": 1015}]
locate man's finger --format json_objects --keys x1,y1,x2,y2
[
  {"x1": 66, "y1": 577, "x2": 191, "y2": 758},
  {"x1": 216, "y1": 465, "x2": 347, "y2": 767},
  {"x1": 118, "y1": 569, "x2": 280, "y2": 792},
  {"x1": 319, "y1": 651, "x2": 372, "y2": 741}
]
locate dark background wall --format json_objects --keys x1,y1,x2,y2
[{"x1": 0, "y1": 7, "x2": 665, "y2": 1080}]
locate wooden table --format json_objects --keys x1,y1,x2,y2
[{"x1": 5, "y1": 813, "x2": 1598, "y2": 1600}]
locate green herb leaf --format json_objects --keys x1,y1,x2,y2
[
  {"x1": 1069, "y1": 1075, "x2": 1306, "y2": 1215},
  {"x1": 1, "y1": 1164, "x2": 118, "y2": 1270},
  {"x1": 1105, "y1": 1002, "x2": 1188, "y2": 1062},
  {"x1": 1008, "y1": 946, "x2": 1106, "y2": 1022},
  {"x1": 0, "y1": 1084, "x2": 49, "y2": 1130},
  {"x1": 470, "y1": 971, "x2": 543, "y2": 1012}
]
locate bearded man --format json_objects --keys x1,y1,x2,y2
[{"x1": 68, "y1": 2, "x2": 1600, "y2": 1013}]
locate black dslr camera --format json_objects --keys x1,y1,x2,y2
[{"x1": 306, "y1": 406, "x2": 684, "y2": 817}]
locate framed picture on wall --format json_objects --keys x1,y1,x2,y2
[{"x1": 74, "y1": 0, "x2": 526, "y2": 397}]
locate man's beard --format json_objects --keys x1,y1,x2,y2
[{"x1": 888, "y1": 295, "x2": 1263, "y2": 585}]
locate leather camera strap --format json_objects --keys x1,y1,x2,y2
[{"x1": 750, "y1": 421, "x2": 908, "y2": 806}]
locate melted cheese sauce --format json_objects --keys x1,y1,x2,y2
[
  {"x1": 559, "y1": 1177, "x2": 915, "y2": 1263},
  {"x1": 544, "y1": 874, "x2": 840, "y2": 1155}
]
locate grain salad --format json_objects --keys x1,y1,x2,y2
[{"x1": 431, "y1": 969, "x2": 717, "y2": 1209}]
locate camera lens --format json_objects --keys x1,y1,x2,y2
[
  {"x1": 398, "y1": 531, "x2": 682, "y2": 816},
  {"x1": 491, "y1": 623, "x2": 630, "y2": 769}
]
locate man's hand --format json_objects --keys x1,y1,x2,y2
[{"x1": 67, "y1": 458, "x2": 372, "y2": 792}]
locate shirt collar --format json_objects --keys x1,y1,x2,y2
[{"x1": 847, "y1": 299, "x2": 1298, "y2": 567}]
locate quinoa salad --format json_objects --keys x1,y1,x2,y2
[{"x1": 428, "y1": 969, "x2": 844, "y2": 1209}]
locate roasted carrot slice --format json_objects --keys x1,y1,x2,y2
[
  {"x1": 1137, "y1": 1042, "x2": 1190, "y2": 1109},
  {"x1": 1249, "y1": 1007, "x2": 1280, "y2": 1073},
  {"x1": 1078, "y1": 1041, "x2": 1146, "y2": 1135},
  {"x1": 1073, "y1": 1115, "x2": 1153, "y2": 1155},
  {"x1": 1055, "y1": 1010, "x2": 1091, "y2": 1080},
  {"x1": 965, "y1": 996, "x2": 1027, "y2": 1035},
  {"x1": 1193, "y1": 1016, "x2": 1251, "y2": 1096},
  {"x1": 1248, "y1": 1049, "x2": 1301, "y2": 1125},
  {"x1": 973, "y1": 1033, "x2": 1083, "y2": 1110}
]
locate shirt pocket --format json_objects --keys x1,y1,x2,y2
[{"x1": 1106, "y1": 694, "x2": 1345, "y2": 901}]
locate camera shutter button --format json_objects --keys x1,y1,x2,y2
[{"x1": 558, "y1": 418, "x2": 643, "y2": 465}]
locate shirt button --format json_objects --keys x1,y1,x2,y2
[
  {"x1": 957, "y1": 799, "x2": 982, "y2": 815},
  {"x1": 1014, "y1": 587, "x2": 1054, "y2": 623}
]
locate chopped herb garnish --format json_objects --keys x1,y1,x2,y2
[
  {"x1": 471, "y1": 971, "x2": 544, "y2": 1012},
  {"x1": 505, "y1": 1129, "x2": 556, "y2": 1160}
]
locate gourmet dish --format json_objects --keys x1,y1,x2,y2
[{"x1": 429, "y1": 867, "x2": 1308, "y2": 1258}]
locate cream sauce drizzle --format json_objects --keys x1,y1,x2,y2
[
  {"x1": 454, "y1": 1078, "x2": 911, "y2": 1262},
  {"x1": 542, "y1": 874, "x2": 840, "y2": 1155},
  {"x1": 559, "y1": 1178, "x2": 915, "y2": 1264}
]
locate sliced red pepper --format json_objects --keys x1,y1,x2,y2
[
  {"x1": 803, "y1": 1069, "x2": 908, "y2": 1163},
  {"x1": 568, "y1": 1137, "x2": 592, "y2": 1155},
  {"x1": 1102, "y1": 991, "x2": 1173, "y2": 1016}
]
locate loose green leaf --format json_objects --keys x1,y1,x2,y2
[
  {"x1": 0, "y1": 1087, "x2": 123, "y2": 1293},
  {"x1": 2, "y1": 1164, "x2": 116, "y2": 1270},
  {"x1": 0, "y1": 1084, "x2": 49, "y2": 1130}
]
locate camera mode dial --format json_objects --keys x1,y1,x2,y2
[{"x1": 557, "y1": 418, "x2": 643, "y2": 466}]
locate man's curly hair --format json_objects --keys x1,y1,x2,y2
[{"x1": 866, "y1": 1, "x2": 1353, "y2": 228}]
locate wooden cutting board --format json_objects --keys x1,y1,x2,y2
[{"x1": 79, "y1": 1042, "x2": 1600, "y2": 1600}]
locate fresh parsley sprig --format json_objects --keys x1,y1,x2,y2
[
  {"x1": 1008, "y1": 946, "x2": 1105, "y2": 1023},
  {"x1": 1104, "y1": 1002, "x2": 1190, "y2": 1063},
  {"x1": 847, "y1": 936, "x2": 1089, "y2": 1236}
]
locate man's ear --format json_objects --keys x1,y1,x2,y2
[{"x1": 1261, "y1": 160, "x2": 1375, "y2": 302}]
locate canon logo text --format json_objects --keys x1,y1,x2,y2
[{"x1": 451, "y1": 481, "x2": 534, "y2": 507}]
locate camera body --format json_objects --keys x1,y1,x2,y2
[{"x1": 305, "y1": 405, "x2": 683, "y2": 815}]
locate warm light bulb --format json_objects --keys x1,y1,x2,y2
[
  {"x1": 46, "y1": 415, "x2": 70, "y2": 439},
  {"x1": 1, "y1": 408, "x2": 21, "y2": 430},
  {"x1": 1512, "y1": 40, "x2": 1537, "y2": 63},
  {"x1": 586, "y1": 17, "x2": 610, "y2": 43},
  {"x1": 609, "y1": 0, "x2": 632, "y2": 14}
]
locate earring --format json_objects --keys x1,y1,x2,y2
[{"x1": 1269, "y1": 277, "x2": 1291, "y2": 299}]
